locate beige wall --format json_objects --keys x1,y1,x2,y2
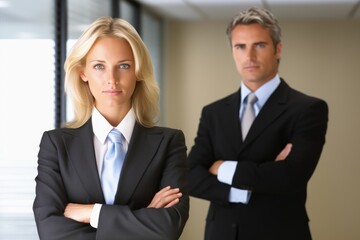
[{"x1": 163, "y1": 20, "x2": 360, "y2": 239}]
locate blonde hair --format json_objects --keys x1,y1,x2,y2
[{"x1": 64, "y1": 16, "x2": 159, "y2": 128}]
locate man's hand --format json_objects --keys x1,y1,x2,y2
[
  {"x1": 64, "y1": 203, "x2": 94, "y2": 223},
  {"x1": 208, "y1": 144, "x2": 291, "y2": 176},
  {"x1": 209, "y1": 160, "x2": 224, "y2": 176},
  {"x1": 275, "y1": 143, "x2": 292, "y2": 161},
  {"x1": 147, "y1": 186, "x2": 182, "y2": 208}
]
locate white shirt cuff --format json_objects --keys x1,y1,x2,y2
[
  {"x1": 217, "y1": 161, "x2": 251, "y2": 204},
  {"x1": 90, "y1": 203, "x2": 102, "y2": 228},
  {"x1": 229, "y1": 187, "x2": 251, "y2": 204},
  {"x1": 217, "y1": 161, "x2": 237, "y2": 184}
]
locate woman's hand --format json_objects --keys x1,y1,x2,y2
[
  {"x1": 64, "y1": 203, "x2": 94, "y2": 223},
  {"x1": 147, "y1": 186, "x2": 182, "y2": 208}
]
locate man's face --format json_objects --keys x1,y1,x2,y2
[{"x1": 231, "y1": 23, "x2": 282, "y2": 91}]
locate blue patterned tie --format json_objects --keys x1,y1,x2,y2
[{"x1": 101, "y1": 129, "x2": 124, "y2": 204}]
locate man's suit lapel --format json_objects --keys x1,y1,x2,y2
[
  {"x1": 223, "y1": 91, "x2": 243, "y2": 150},
  {"x1": 241, "y1": 80, "x2": 289, "y2": 149},
  {"x1": 62, "y1": 119, "x2": 105, "y2": 203},
  {"x1": 115, "y1": 123, "x2": 163, "y2": 204}
]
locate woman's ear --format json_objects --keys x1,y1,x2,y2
[{"x1": 80, "y1": 71, "x2": 88, "y2": 82}]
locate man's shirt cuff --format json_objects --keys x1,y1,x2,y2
[
  {"x1": 217, "y1": 160, "x2": 237, "y2": 184},
  {"x1": 217, "y1": 160, "x2": 251, "y2": 204},
  {"x1": 90, "y1": 203, "x2": 102, "y2": 228},
  {"x1": 229, "y1": 187, "x2": 251, "y2": 204}
]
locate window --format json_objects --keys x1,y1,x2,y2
[
  {"x1": 140, "y1": 11, "x2": 164, "y2": 123},
  {"x1": 120, "y1": 0, "x2": 139, "y2": 29},
  {"x1": 0, "y1": 0, "x2": 55, "y2": 239}
]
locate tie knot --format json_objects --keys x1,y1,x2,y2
[
  {"x1": 108, "y1": 129, "x2": 123, "y2": 144},
  {"x1": 247, "y1": 92, "x2": 258, "y2": 105}
]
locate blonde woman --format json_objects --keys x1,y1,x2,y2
[{"x1": 33, "y1": 16, "x2": 188, "y2": 240}]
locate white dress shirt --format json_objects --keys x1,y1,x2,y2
[
  {"x1": 217, "y1": 75, "x2": 281, "y2": 204},
  {"x1": 90, "y1": 107, "x2": 135, "y2": 228}
]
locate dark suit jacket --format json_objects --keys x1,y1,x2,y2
[
  {"x1": 188, "y1": 79, "x2": 328, "y2": 240},
  {"x1": 33, "y1": 119, "x2": 189, "y2": 240}
]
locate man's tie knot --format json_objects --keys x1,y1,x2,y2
[{"x1": 247, "y1": 92, "x2": 258, "y2": 105}]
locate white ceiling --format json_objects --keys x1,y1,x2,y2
[
  {"x1": 1, "y1": 0, "x2": 359, "y2": 39},
  {"x1": 136, "y1": 0, "x2": 360, "y2": 21}
]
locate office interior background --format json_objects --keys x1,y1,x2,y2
[{"x1": 0, "y1": 0, "x2": 359, "y2": 239}]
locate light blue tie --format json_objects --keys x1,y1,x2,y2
[{"x1": 101, "y1": 129, "x2": 125, "y2": 204}]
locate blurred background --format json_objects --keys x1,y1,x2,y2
[{"x1": 0, "y1": 0, "x2": 359, "y2": 239}]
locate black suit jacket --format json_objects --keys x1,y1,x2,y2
[
  {"x1": 188, "y1": 79, "x2": 328, "y2": 240},
  {"x1": 33, "y1": 119, "x2": 189, "y2": 240}
]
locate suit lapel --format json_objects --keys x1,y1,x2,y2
[
  {"x1": 62, "y1": 119, "x2": 105, "y2": 203},
  {"x1": 223, "y1": 90, "x2": 243, "y2": 149},
  {"x1": 240, "y1": 80, "x2": 289, "y2": 150},
  {"x1": 115, "y1": 123, "x2": 163, "y2": 204}
]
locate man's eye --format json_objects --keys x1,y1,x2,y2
[
  {"x1": 234, "y1": 44, "x2": 245, "y2": 50},
  {"x1": 119, "y1": 64, "x2": 130, "y2": 69},
  {"x1": 256, "y1": 43, "x2": 266, "y2": 48},
  {"x1": 94, "y1": 64, "x2": 104, "y2": 70}
]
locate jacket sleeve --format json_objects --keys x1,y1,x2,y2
[
  {"x1": 33, "y1": 131, "x2": 96, "y2": 240},
  {"x1": 188, "y1": 107, "x2": 233, "y2": 203}
]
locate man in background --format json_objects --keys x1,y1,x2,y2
[{"x1": 188, "y1": 7, "x2": 328, "y2": 240}]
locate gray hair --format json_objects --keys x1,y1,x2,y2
[{"x1": 226, "y1": 7, "x2": 282, "y2": 48}]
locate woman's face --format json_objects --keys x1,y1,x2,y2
[{"x1": 81, "y1": 36, "x2": 137, "y2": 113}]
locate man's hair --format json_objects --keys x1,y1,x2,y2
[{"x1": 226, "y1": 7, "x2": 282, "y2": 48}]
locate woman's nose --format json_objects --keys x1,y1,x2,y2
[{"x1": 107, "y1": 69, "x2": 119, "y2": 85}]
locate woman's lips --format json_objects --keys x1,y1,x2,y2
[{"x1": 103, "y1": 90, "x2": 122, "y2": 95}]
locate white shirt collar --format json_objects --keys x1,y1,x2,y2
[{"x1": 92, "y1": 107, "x2": 135, "y2": 144}]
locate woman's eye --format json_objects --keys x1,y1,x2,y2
[
  {"x1": 119, "y1": 64, "x2": 130, "y2": 69},
  {"x1": 94, "y1": 64, "x2": 104, "y2": 70}
]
